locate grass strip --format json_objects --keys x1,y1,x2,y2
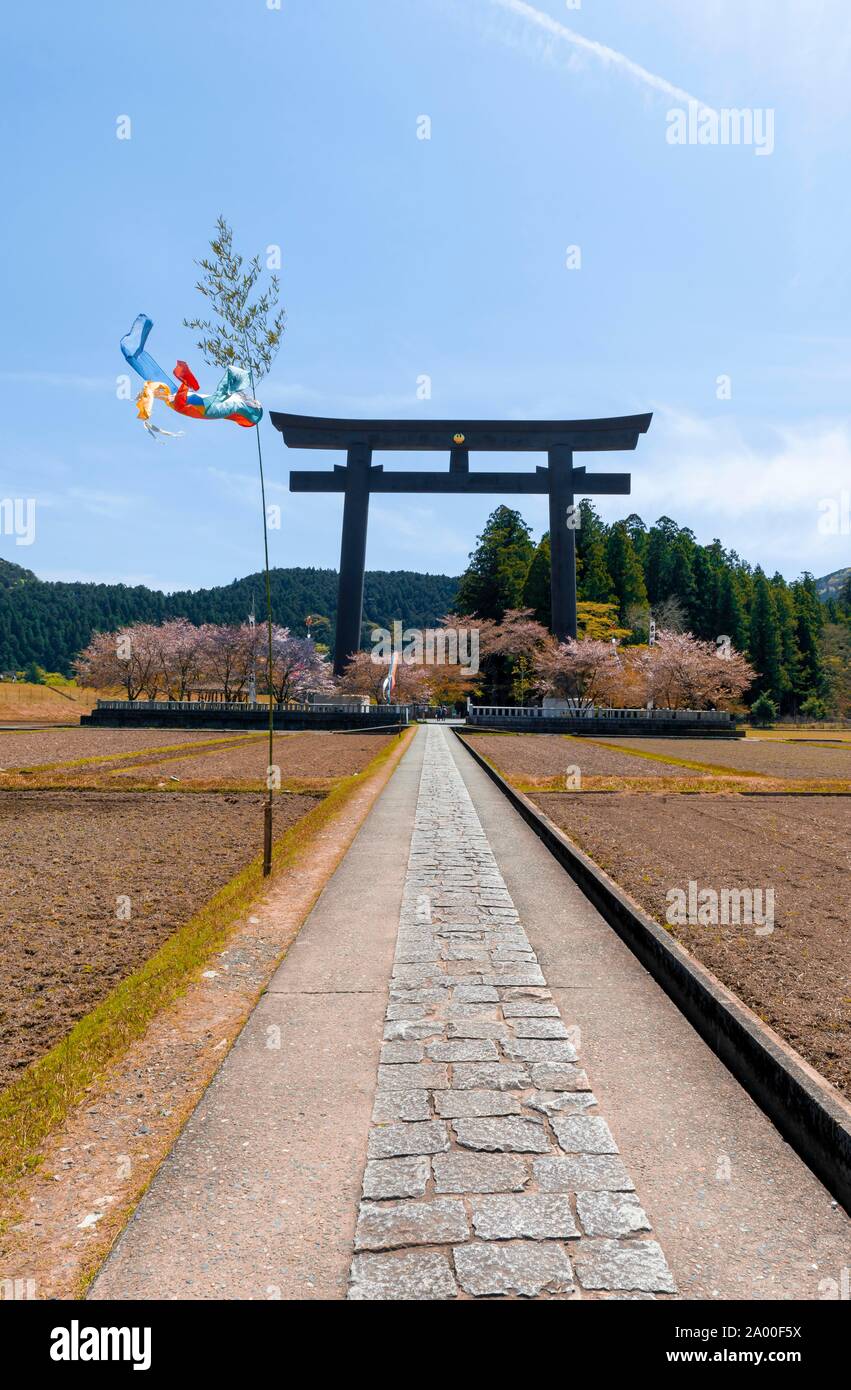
[
  {"x1": 0, "y1": 727, "x2": 413, "y2": 1193},
  {"x1": 562, "y1": 734, "x2": 767, "y2": 778},
  {"x1": 774, "y1": 740, "x2": 851, "y2": 751},
  {"x1": 0, "y1": 779, "x2": 330, "y2": 795},
  {"x1": 515, "y1": 776, "x2": 754, "y2": 794},
  {"x1": 518, "y1": 778, "x2": 851, "y2": 796}
]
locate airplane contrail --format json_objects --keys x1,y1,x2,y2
[{"x1": 485, "y1": 0, "x2": 716, "y2": 112}]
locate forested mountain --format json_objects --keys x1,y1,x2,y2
[
  {"x1": 2, "y1": 508, "x2": 848, "y2": 714},
  {"x1": 0, "y1": 562, "x2": 459, "y2": 674},
  {"x1": 816, "y1": 566, "x2": 851, "y2": 601}
]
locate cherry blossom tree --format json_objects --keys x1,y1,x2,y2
[
  {"x1": 155, "y1": 619, "x2": 205, "y2": 701},
  {"x1": 443, "y1": 608, "x2": 553, "y2": 704},
  {"x1": 267, "y1": 627, "x2": 334, "y2": 704},
  {"x1": 422, "y1": 664, "x2": 481, "y2": 705},
  {"x1": 337, "y1": 651, "x2": 434, "y2": 704},
  {"x1": 73, "y1": 624, "x2": 161, "y2": 701},
  {"x1": 73, "y1": 631, "x2": 127, "y2": 696},
  {"x1": 444, "y1": 608, "x2": 550, "y2": 661},
  {"x1": 635, "y1": 630, "x2": 755, "y2": 709},
  {"x1": 198, "y1": 623, "x2": 260, "y2": 702},
  {"x1": 708, "y1": 642, "x2": 757, "y2": 709},
  {"x1": 532, "y1": 637, "x2": 623, "y2": 710}
]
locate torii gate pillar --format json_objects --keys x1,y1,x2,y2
[
  {"x1": 271, "y1": 413, "x2": 652, "y2": 674},
  {"x1": 337, "y1": 444, "x2": 372, "y2": 676},
  {"x1": 548, "y1": 446, "x2": 578, "y2": 643}
]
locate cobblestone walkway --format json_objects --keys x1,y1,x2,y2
[{"x1": 348, "y1": 726, "x2": 676, "y2": 1300}]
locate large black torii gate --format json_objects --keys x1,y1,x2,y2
[{"x1": 271, "y1": 412, "x2": 652, "y2": 675}]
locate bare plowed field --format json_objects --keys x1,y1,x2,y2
[
  {"x1": 532, "y1": 791, "x2": 851, "y2": 1097},
  {"x1": 0, "y1": 789, "x2": 317, "y2": 1090},
  {"x1": 615, "y1": 736, "x2": 851, "y2": 780},
  {"x1": 0, "y1": 727, "x2": 252, "y2": 771},
  {"x1": 465, "y1": 733, "x2": 693, "y2": 783},
  {"x1": 464, "y1": 730, "x2": 851, "y2": 791},
  {"x1": 106, "y1": 731, "x2": 396, "y2": 786}
]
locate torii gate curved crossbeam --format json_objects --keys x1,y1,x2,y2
[{"x1": 271, "y1": 412, "x2": 652, "y2": 674}]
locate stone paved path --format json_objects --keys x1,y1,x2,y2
[{"x1": 348, "y1": 727, "x2": 676, "y2": 1300}]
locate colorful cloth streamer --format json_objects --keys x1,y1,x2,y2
[{"x1": 120, "y1": 314, "x2": 262, "y2": 439}]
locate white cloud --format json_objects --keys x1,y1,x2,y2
[
  {"x1": 370, "y1": 501, "x2": 472, "y2": 557},
  {"x1": 632, "y1": 407, "x2": 851, "y2": 576},
  {"x1": 481, "y1": 0, "x2": 715, "y2": 110},
  {"x1": 634, "y1": 0, "x2": 851, "y2": 134},
  {"x1": 206, "y1": 467, "x2": 262, "y2": 508}
]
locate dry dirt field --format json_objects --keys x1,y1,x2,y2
[
  {"x1": 464, "y1": 730, "x2": 851, "y2": 790},
  {"x1": 615, "y1": 735, "x2": 851, "y2": 780},
  {"x1": 532, "y1": 791, "x2": 851, "y2": 1098},
  {"x1": 0, "y1": 727, "x2": 250, "y2": 771},
  {"x1": 466, "y1": 732, "x2": 695, "y2": 783},
  {"x1": 0, "y1": 731, "x2": 398, "y2": 1091},
  {"x1": 0, "y1": 789, "x2": 318, "y2": 1091},
  {"x1": 106, "y1": 731, "x2": 396, "y2": 786}
]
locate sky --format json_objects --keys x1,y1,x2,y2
[{"x1": 2, "y1": 0, "x2": 850, "y2": 594}]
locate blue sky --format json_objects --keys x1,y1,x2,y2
[{"x1": 2, "y1": 0, "x2": 850, "y2": 593}]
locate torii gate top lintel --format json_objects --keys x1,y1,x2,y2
[
  {"x1": 271, "y1": 411, "x2": 651, "y2": 452},
  {"x1": 271, "y1": 411, "x2": 653, "y2": 673}
]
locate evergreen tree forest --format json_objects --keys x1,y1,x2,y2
[{"x1": 460, "y1": 504, "x2": 849, "y2": 716}]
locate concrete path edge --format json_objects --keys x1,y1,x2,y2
[{"x1": 455, "y1": 730, "x2": 851, "y2": 1213}]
